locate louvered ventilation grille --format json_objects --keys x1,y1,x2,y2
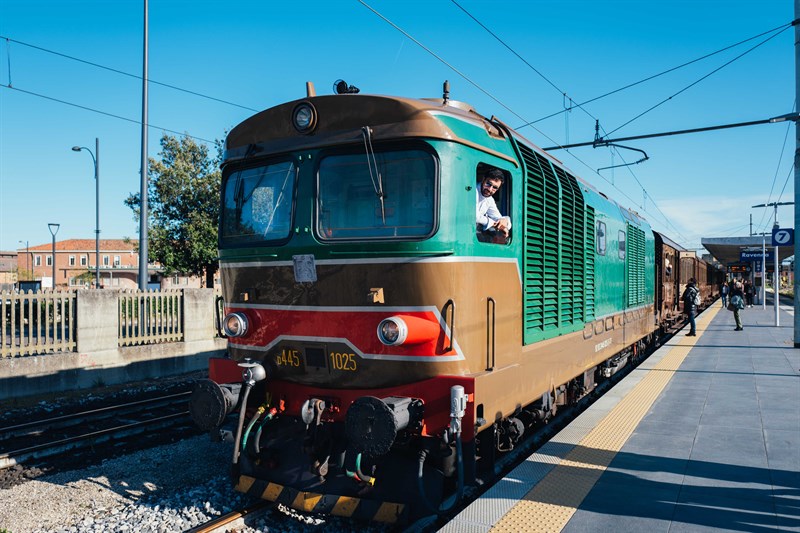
[
  {"x1": 517, "y1": 141, "x2": 588, "y2": 343},
  {"x1": 626, "y1": 225, "x2": 646, "y2": 306},
  {"x1": 585, "y1": 206, "x2": 596, "y2": 321}
]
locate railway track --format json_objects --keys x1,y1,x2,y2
[
  {"x1": 186, "y1": 501, "x2": 271, "y2": 533},
  {"x1": 0, "y1": 391, "x2": 196, "y2": 471}
]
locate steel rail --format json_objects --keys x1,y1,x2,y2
[
  {"x1": 0, "y1": 393, "x2": 195, "y2": 470},
  {"x1": 0, "y1": 391, "x2": 190, "y2": 434},
  {"x1": 186, "y1": 501, "x2": 271, "y2": 533}
]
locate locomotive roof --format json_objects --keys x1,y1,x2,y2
[
  {"x1": 224, "y1": 92, "x2": 651, "y2": 230},
  {"x1": 654, "y1": 231, "x2": 685, "y2": 251},
  {"x1": 225, "y1": 93, "x2": 531, "y2": 166}
]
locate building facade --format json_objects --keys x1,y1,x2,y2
[
  {"x1": 21, "y1": 239, "x2": 140, "y2": 289},
  {"x1": 14, "y1": 239, "x2": 209, "y2": 289},
  {"x1": 0, "y1": 251, "x2": 17, "y2": 291}
]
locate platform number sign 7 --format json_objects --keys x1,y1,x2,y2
[{"x1": 772, "y1": 228, "x2": 794, "y2": 247}]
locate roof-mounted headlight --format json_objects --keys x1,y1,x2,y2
[
  {"x1": 223, "y1": 312, "x2": 249, "y2": 338},
  {"x1": 292, "y1": 102, "x2": 317, "y2": 134}
]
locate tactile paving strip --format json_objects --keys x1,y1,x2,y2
[{"x1": 489, "y1": 306, "x2": 720, "y2": 532}]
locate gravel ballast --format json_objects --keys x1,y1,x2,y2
[
  {"x1": 0, "y1": 435, "x2": 251, "y2": 533},
  {"x1": 0, "y1": 434, "x2": 392, "y2": 533}
]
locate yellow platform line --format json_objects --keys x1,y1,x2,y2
[{"x1": 491, "y1": 305, "x2": 720, "y2": 532}]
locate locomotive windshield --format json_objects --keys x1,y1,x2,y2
[
  {"x1": 316, "y1": 148, "x2": 437, "y2": 240},
  {"x1": 220, "y1": 160, "x2": 297, "y2": 245}
]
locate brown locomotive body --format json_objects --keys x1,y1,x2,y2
[{"x1": 190, "y1": 85, "x2": 717, "y2": 523}]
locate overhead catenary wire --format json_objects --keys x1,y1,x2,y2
[
  {"x1": 449, "y1": 0, "x2": 599, "y2": 125},
  {"x1": 4, "y1": 37, "x2": 11, "y2": 87},
  {"x1": 754, "y1": 102, "x2": 796, "y2": 234},
  {"x1": 0, "y1": 82, "x2": 217, "y2": 145},
  {"x1": 451, "y1": 6, "x2": 793, "y2": 242},
  {"x1": 604, "y1": 26, "x2": 792, "y2": 137},
  {"x1": 516, "y1": 21, "x2": 794, "y2": 129},
  {"x1": 0, "y1": 35, "x2": 260, "y2": 113},
  {"x1": 356, "y1": 0, "x2": 534, "y2": 131},
  {"x1": 465, "y1": 14, "x2": 791, "y2": 243},
  {"x1": 775, "y1": 165, "x2": 795, "y2": 210},
  {"x1": 358, "y1": 0, "x2": 688, "y2": 243},
  {"x1": 445, "y1": 1, "x2": 692, "y2": 240},
  {"x1": 443, "y1": 3, "x2": 791, "y2": 244}
]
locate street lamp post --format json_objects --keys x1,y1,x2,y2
[
  {"x1": 47, "y1": 223, "x2": 60, "y2": 289},
  {"x1": 72, "y1": 138, "x2": 100, "y2": 288},
  {"x1": 18, "y1": 240, "x2": 29, "y2": 281}
]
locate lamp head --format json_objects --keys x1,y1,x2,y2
[
  {"x1": 71, "y1": 146, "x2": 82, "y2": 152},
  {"x1": 48, "y1": 223, "x2": 60, "y2": 236}
]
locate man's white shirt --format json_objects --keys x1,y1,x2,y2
[{"x1": 476, "y1": 189, "x2": 511, "y2": 231}]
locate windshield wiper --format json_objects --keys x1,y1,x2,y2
[{"x1": 361, "y1": 126, "x2": 385, "y2": 224}]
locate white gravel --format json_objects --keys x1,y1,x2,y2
[
  {"x1": 0, "y1": 435, "x2": 249, "y2": 533},
  {"x1": 0, "y1": 435, "x2": 390, "y2": 533}
]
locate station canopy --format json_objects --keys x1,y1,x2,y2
[{"x1": 701, "y1": 236, "x2": 795, "y2": 266}]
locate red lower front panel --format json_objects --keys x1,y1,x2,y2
[{"x1": 209, "y1": 356, "x2": 475, "y2": 441}]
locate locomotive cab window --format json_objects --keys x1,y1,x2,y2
[
  {"x1": 316, "y1": 147, "x2": 436, "y2": 241},
  {"x1": 476, "y1": 164, "x2": 511, "y2": 244},
  {"x1": 618, "y1": 230, "x2": 626, "y2": 260},
  {"x1": 596, "y1": 221, "x2": 607, "y2": 255},
  {"x1": 220, "y1": 160, "x2": 298, "y2": 246}
]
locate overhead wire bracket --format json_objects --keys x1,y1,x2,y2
[{"x1": 592, "y1": 120, "x2": 649, "y2": 172}]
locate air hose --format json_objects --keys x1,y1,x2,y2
[
  {"x1": 416, "y1": 385, "x2": 466, "y2": 514},
  {"x1": 231, "y1": 360, "x2": 267, "y2": 465},
  {"x1": 355, "y1": 453, "x2": 375, "y2": 485},
  {"x1": 232, "y1": 383, "x2": 253, "y2": 465},
  {"x1": 346, "y1": 453, "x2": 376, "y2": 485},
  {"x1": 416, "y1": 433, "x2": 464, "y2": 514},
  {"x1": 253, "y1": 409, "x2": 277, "y2": 455},
  {"x1": 241, "y1": 404, "x2": 267, "y2": 453}
]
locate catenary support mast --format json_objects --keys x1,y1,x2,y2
[{"x1": 794, "y1": 1, "x2": 800, "y2": 346}]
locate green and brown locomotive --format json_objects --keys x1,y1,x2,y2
[{"x1": 189, "y1": 81, "x2": 710, "y2": 523}]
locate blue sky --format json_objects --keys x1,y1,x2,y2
[{"x1": 0, "y1": 0, "x2": 795, "y2": 255}]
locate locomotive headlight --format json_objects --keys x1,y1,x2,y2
[
  {"x1": 223, "y1": 312, "x2": 249, "y2": 338},
  {"x1": 378, "y1": 317, "x2": 408, "y2": 346},
  {"x1": 292, "y1": 102, "x2": 317, "y2": 134}
]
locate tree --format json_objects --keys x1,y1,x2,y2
[{"x1": 126, "y1": 134, "x2": 222, "y2": 287}]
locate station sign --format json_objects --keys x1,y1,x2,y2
[
  {"x1": 741, "y1": 250, "x2": 774, "y2": 262},
  {"x1": 772, "y1": 227, "x2": 794, "y2": 247}
]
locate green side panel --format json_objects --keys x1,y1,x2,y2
[
  {"x1": 625, "y1": 224, "x2": 646, "y2": 306},
  {"x1": 585, "y1": 206, "x2": 596, "y2": 321},
  {"x1": 516, "y1": 141, "x2": 588, "y2": 345}
]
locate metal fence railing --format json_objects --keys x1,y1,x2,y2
[
  {"x1": 1, "y1": 290, "x2": 77, "y2": 357},
  {"x1": 118, "y1": 289, "x2": 184, "y2": 346}
]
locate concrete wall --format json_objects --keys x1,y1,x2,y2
[{"x1": 0, "y1": 288, "x2": 227, "y2": 403}]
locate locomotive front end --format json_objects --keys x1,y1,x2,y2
[{"x1": 189, "y1": 88, "x2": 494, "y2": 523}]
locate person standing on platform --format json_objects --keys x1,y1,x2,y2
[
  {"x1": 730, "y1": 279, "x2": 745, "y2": 331},
  {"x1": 744, "y1": 279, "x2": 755, "y2": 307},
  {"x1": 681, "y1": 278, "x2": 699, "y2": 336},
  {"x1": 721, "y1": 281, "x2": 729, "y2": 308}
]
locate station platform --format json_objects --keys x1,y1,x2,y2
[{"x1": 443, "y1": 298, "x2": 800, "y2": 532}]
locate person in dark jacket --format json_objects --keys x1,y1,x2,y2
[
  {"x1": 744, "y1": 279, "x2": 755, "y2": 307},
  {"x1": 681, "y1": 277, "x2": 699, "y2": 336},
  {"x1": 731, "y1": 279, "x2": 745, "y2": 331},
  {"x1": 721, "y1": 281, "x2": 729, "y2": 308}
]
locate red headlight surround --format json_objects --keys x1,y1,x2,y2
[{"x1": 377, "y1": 315, "x2": 440, "y2": 346}]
